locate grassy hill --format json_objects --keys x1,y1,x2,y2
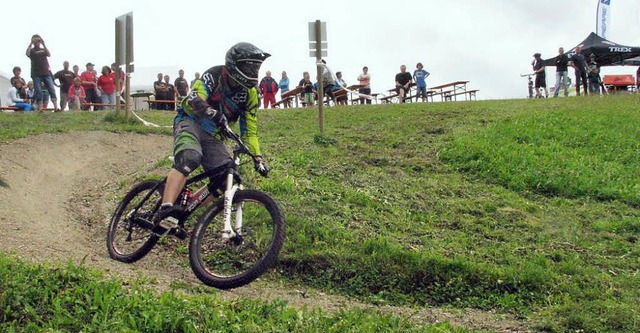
[{"x1": 1, "y1": 95, "x2": 639, "y2": 332}]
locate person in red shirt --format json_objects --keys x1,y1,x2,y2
[
  {"x1": 259, "y1": 71, "x2": 278, "y2": 109},
  {"x1": 98, "y1": 65, "x2": 116, "y2": 107},
  {"x1": 68, "y1": 77, "x2": 86, "y2": 110},
  {"x1": 80, "y1": 63, "x2": 99, "y2": 110}
]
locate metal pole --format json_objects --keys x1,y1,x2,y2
[{"x1": 315, "y1": 20, "x2": 324, "y2": 133}]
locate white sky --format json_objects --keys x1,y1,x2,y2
[{"x1": 2, "y1": 0, "x2": 639, "y2": 100}]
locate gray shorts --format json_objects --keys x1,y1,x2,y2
[{"x1": 173, "y1": 118, "x2": 232, "y2": 172}]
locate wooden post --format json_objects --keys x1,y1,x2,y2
[{"x1": 315, "y1": 20, "x2": 324, "y2": 134}]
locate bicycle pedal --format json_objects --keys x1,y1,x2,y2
[{"x1": 153, "y1": 216, "x2": 179, "y2": 236}]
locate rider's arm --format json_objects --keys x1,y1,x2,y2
[
  {"x1": 185, "y1": 78, "x2": 211, "y2": 117},
  {"x1": 240, "y1": 87, "x2": 262, "y2": 157}
]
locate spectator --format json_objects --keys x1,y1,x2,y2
[
  {"x1": 80, "y1": 62, "x2": 99, "y2": 110},
  {"x1": 153, "y1": 73, "x2": 167, "y2": 110},
  {"x1": 259, "y1": 71, "x2": 278, "y2": 109},
  {"x1": 334, "y1": 71, "x2": 348, "y2": 106},
  {"x1": 413, "y1": 62, "x2": 430, "y2": 102},
  {"x1": 278, "y1": 71, "x2": 290, "y2": 108},
  {"x1": 532, "y1": 53, "x2": 548, "y2": 98},
  {"x1": 25, "y1": 34, "x2": 58, "y2": 112},
  {"x1": 587, "y1": 54, "x2": 602, "y2": 95},
  {"x1": 53, "y1": 61, "x2": 75, "y2": 110},
  {"x1": 174, "y1": 69, "x2": 189, "y2": 100},
  {"x1": 72, "y1": 65, "x2": 80, "y2": 78},
  {"x1": 298, "y1": 71, "x2": 315, "y2": 108},
  {"x1": 553, "y1": 47, "x2": 569, "y2": 97},
  {"x1": 164, "y1": 74, "x2": 177, "y2": 111},
  {"x1": 6, "y1": 80, "x2": 33, "y2": 111},
  {"x1": 570, "y1": 46, "x2": 589, "y2": 96},
  {"x1": 10, "y1": 66, "x2": 27, "y2": 99},
  {"x1": 395, "y1": 65, "x2": 412, "y2": 103},
  {"x1": 68, "y1": 77, "x2": 86, "y2": 111},
  {"x1": 319, "y1": 59, "x2": 336, "y2": 105},
  {"x1": 26, "y1": 81, "x2": 35, "y2": 107},
  {"x1": 98, "y1": 65, "x2": 116, "y2": 107},
  {"x1": 191, "y1": 72, "x2": 200, "y2": 87},
  {"x1": 357, "y1": 66, "x2": 371, "y2": 104}
]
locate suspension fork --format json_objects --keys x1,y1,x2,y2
[{"x1": 222, "y1": 172, "x2": 243, "y2": 239}]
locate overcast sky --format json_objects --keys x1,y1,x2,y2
[{"x1": 2, "y1": 0, "x2": 639, "y2": 100}]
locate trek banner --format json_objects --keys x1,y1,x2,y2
[{"x1": 596, "y1": 0, "x2": 611, "y2": 39}]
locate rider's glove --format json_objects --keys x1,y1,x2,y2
[
  {"x1": 206, "y1": 107, "x2": 228, "y2": 129},
  {"x1": 254, "y1": 160, "x2": 270, "y2": 178}
]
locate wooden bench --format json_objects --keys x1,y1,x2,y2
[
  {"x1": 0, "y1": 106, "x2": 19, "y2": 112},
  {"x1": 443, "y1": 89, "x2": 479, "y2": 101},
  {"x1": 380, "y1": 94, "x2": 398, "y2": 103},
  {"x1": 273, "y1": 96, "x2": 294, "y2": 108}
]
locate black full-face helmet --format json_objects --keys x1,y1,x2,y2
[{"x1": 225, "y1": 42, "x2": 271, "y2": 88}]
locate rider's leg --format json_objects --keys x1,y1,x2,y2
[{"x1": 162, "y1": 169, "x2": 188, "y2": 206}]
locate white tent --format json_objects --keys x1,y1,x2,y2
[{"x1": 0, "y1": 71, "x2": 12, "y2": 107}]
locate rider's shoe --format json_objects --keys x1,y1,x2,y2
[{"x1": 153, "y1": 205, "x2": 184, "y2": 237}]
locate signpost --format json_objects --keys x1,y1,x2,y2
[
  {"x1": 115, "y1": 12, "x2": 134, "y2": 116},
  {"x1": 309, "y1": 20, "x2": 327, "y2": 133}
]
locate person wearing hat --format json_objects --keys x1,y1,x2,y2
[
  {"x1": 80, "y1": 62, "x2": 99, "y2": 110},
  {"x1": 587, "y1": 54, "x2": 602, "y2": 95},
  {"x1": 532, "y1": 53, "x2": 548, "y2": 98}
]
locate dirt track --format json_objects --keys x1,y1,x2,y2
[{"x1": 0, "y1": 131, "x2": 530, "y2": 332}]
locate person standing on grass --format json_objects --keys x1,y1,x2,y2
[
  {"x1": 553, "y1": 47, "x2": 569, "y2": 97},
  {"x1": 25, "y1": 34, "x2": 59, "y2": 112},
  {"x1": 357, "y1": 66, "x2": 371, "y2": 104},
  {"x1": 54, "y1": 61, "x2": 75, "y2": 111},
  {"x1": 98, "y1": 66, "x2": 116, "y2": 107},
  {"x1": 570, "y1": 46, "x2": 589, "y2": 96},
  {"x1": 532, "y1": 53, "x2": 548, "y2": 98},
  {"x1": 80, "y1": 63, "x2": 99, "y2": 110},
  {"x1": 278, "y1": 71, "x2": 291, "y2": 108},
  {"x1": 413, "y1": 62, "x2": 430, "y2": 102},
  {"x1": 175, "y1": 69, "x2": 190, "y2": 101},
  {"x1": 259, "y1": 71, "x2": 278, "y2": 109}
]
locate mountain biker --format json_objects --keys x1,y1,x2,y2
[{"x1": 154, "y1": 42, "x2": 271, "y2": 235}]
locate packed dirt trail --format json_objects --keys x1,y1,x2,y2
[{"x1": 0, "y1": 131, "x2": 530, "y2": 332}]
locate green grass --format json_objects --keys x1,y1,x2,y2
[
  {"x1": 0, "y1": 254, "x2": 462, "y2": 333},
  {"x1": 1, "y1": 96, "x2": 640, "y2": 332}
]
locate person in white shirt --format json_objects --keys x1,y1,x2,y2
[{"x1": 6, "y1": 80, "x2": 33, "y2": 111}]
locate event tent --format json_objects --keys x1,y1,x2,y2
[
  {"x1": 543, "y1": 32, "x2": 640, "y2": 67},
  {"x1": 0, "y1": 72, "x2": 12, "y2": 107}
]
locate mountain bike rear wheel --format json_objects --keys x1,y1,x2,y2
[
  {"x1": 107, "y1": 180, "x2": 162, "y2": 263},
  {"x1": 189, "y1": 189, "x2": 285, "y2": 289}
]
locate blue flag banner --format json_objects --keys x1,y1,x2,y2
[{"x1": 596, "y1": 0, "x2": 611, "y2": 39}]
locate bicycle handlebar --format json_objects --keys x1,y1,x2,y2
[{"x1": 220, "y1": 125, "x2": 259, "y2": 163}]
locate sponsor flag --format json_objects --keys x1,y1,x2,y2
[{"x1": 596, "y1": 0, "x2": 611, "y2": 39}]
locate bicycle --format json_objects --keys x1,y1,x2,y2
[
  {"x1": 520, "y1": 73, "x2": 535, "y2": 98},
  {"x1": 106, "y1": 126, "x2": 286, "y2": 289}
]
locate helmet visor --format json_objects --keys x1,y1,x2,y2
[{"x1": 236, "y1": 59, "x2": 263, "y2": 81}]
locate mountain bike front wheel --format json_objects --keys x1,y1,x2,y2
[
  {"x1": 107, "y1": 180, "x2": 162, "y2": 263},
  {"x1": 188, "y1": 189, "x2": 285, "y2": 289}
]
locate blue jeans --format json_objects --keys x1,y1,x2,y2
[
  {"x1": 554, "y1": 71, "x2": 568, "y2": 97},
  {"x1": 13, "y1": 102, "x2": 33, "y2": 111},
  {"x1": 101, "y1": 92, "x2": 116, "y2": 105},
  {"x1": 33, "y1": 75, "x2": 57, "y2": 108}
]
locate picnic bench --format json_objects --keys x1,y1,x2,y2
[
  {"x1": 281, "y1": 86, "x2": 303, "y2": 108},
  {"x1": 273, "y1": 95, "x2": 294, "y2": 108},
  {"x1": 428, "y1": 81, "x2": 478, "y2": 102}
]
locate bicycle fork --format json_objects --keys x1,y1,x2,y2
[{"x1": 221, "y1": 172, "x2": 244, "y2": 240}]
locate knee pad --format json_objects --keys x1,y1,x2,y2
[{"x1": 173, "y1": 149, "x2": 202, "y2": 176}]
